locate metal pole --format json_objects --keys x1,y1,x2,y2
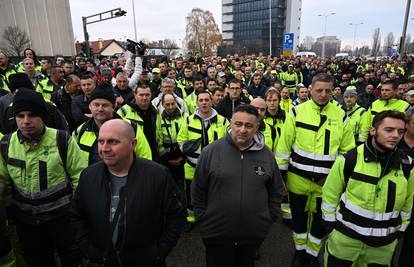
[
  {"x1": 269, "y1": 0, "x2": 272, "y2": 56},
  {"x1": 322, "y1": 16, "x2": 327, "y2": 58},
  {"x1": 350, "y1": 23, "x2": 363, "y2": 56},
  {"x1": 82, "y1": 17, "x2": 90, "y2": 56},
  {"x1": 400, "y1": 0, "x2": 412, "y2": 59},
  {"x1": 132, "y1": 0, "x2": 138, "y2": 41}
]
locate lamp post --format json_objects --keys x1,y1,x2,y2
[
  {"x1": 400, "y1": 0, "x2": 412, "y2": 59},
  {"x1": 82, "y1": 8, "x2": 127, "y2": 57},
  {"x1": 349, "y1": 22, "x2": 363, "y2": 56},
  {"x1": 131, "y1": 0, "x2": 138, "y2": 41},
  {"x1": 318, "y1": 12, "x2": 335, "y2": 58},
  {"x1": 269, "y1": 0, "x2": 272, "y2": 56}
]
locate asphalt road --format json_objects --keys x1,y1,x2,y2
[{"x1": 166, "y1": 220, "x2": 295, "y2": 267}]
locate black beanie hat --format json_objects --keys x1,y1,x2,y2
[
  {"x1": 8, "y1": 73, "x2": 35, "y2": 93},
  {"x1": 13, "y1": 89, "x2": 48, "y2": 122},
  {"x1": 89, "y1": 84, "x2": 116, "y2": 105}
]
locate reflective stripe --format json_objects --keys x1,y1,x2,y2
[
  {"x1": 341, "y1": 194, "x2": 400, "y2": 221},
  {"x1": 276, "y1": 152, "x2": 290, "y2": 159},
  {"x1": 13, "y1": 194, "x2": 71, "y2": 214},
  {"x1": 323, "y1": 213, "x2": 336, "y2": 222},
  {"x1": 293, "y1": 232, "x2": 307, "y2": 240},
  {"x1": 401, "y1": 211, "x2": 411, "y2": 220},
  {"x1": 400, "y1": 223, "x2": 408, "y2": 232},
  {"x1": 306, "y1": 247, "x2": 319, "y2": 257},
  {"x1": 295, "y1": 244, "x2": 307, "y2": 251},
  {"x1": 278, "y1": 164, "x2": 288, "y2": 170},
  {"x1": 13, "y1": 181, "x2": 69, "y2": 200},
  {"x1": 357, "y1": 138, "x2": 366, "y2": 143},
  {"x1": 336, "y1": 213, "x2": 400, "y2": 237},
  {"x1": 322, "y1": 201, "x2": 337, "y2": 213},
  {"x1": 289, "y1": 159, "x2": 331, "y2": 174},
  {"x1": 308, "y1": 234, "x2": 322, "y2": 245},
  {"x1": 292, "y1": 145, "x2": 336, "y2": 161},
  {"x1": 187, "y1": 155, "x2": 198, "y2": 166}
]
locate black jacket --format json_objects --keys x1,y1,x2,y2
[
  {"x1": 70, "y1": 158, "x2": 186, "y2": 266},
  {"x1": 71, "y1": 93, "x2": 90, "y2": 128},
  {"x1": 247, "y1": 83, "x2": 267, "y2": 98},
  {"x1": 216, "y1": 94, "x2": 250, "y2": 120},
  {"x1": 192, "y1": 132, "x2": 284, "y2": 244},
  {"x1": 51, "y1": 89, "x2": 79, "y2": 132}
]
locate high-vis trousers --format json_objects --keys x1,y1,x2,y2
[
  {"x1": 324, "y1": 230, "x2": 396, "y2": 267},
  {"x1": 287, "y1": 173, "x2": 326, "y2": 258}
]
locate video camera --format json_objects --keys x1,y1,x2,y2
[{"x1": 126, "y1": 39, "x2": 147, "y2": 56}]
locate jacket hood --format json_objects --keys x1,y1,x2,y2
[
  {"x1": 226, "y1": 128, "x2": 265, "y2": 151},
  {"x1": 194, "y1": 108, "x2": 218, "y2": 121}
]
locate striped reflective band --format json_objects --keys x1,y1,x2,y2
[
  {"x1": 322, "y1": 213, "x2": 336, "y2": 222},
  {"x1": 336, "y1": 213, "x2": 401, "y2": 237},
  {"x1": 276, "y1": 152, "x2": 290, "y2": 159},
  {"x1": 401, "y1": 211, "x2": 412, "y2": 220},
  {"x1": 292, "y1": 145, "x2": 337, "y2": 161},
  {"x1": 308, "y1": 234, "x2": 322, "y2": 245},
  {"x1": 13, "y1": 181, "x2": 70, "y2": 200},
  {"x1": 322, "y1": 201, "x2": 337, "y2": 213},
  {"x1": 293, "y1": 232, "x2": 307, "y2": 240},
  {"x1": 400, "y1": 223, "x2": 408, "y2": 232},
  {"x1": 340, "y1": 194, "x2": 400, "y2": 221},
  {"x1": 13, "y1": 194, "x2": 71, "y2": 214},
  {"x1": 289, "y1": 159, "x2": 331, "y2": 174},
  {"x1": 278, "y1": 164, "x2": 288, "y2": 171}
]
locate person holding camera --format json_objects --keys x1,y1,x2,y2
[{"x1": 157, "y1": 93, "x2": 188, "y2": 190}]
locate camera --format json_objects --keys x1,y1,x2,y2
[{"x1": 126, "y1": 39, "x2": 147, "y2": 56}]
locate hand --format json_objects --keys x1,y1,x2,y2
[{"x1": 116, "y1": 96, "x2": 124, "y2": 105}]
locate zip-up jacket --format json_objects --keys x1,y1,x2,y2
[
  {"x1": 322, "y1": 143, "x2": 414, "y2": 247},
  {"x1": 276, "y1": 100, "x2": 355, "y2": 183},
  {"x1": 70, "y1": 157, "x2": 186, "y2": 266},
  {"x1": 191, "y1": 131, "x2": 284, "y2": 242}
]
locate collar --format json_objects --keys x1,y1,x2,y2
[
  {"x1": 264, "y1": 108, "x2": 285, "y2": 121},
  {"x1": 364, "y1": 135, "x2": 401, "y2": 169},
  {"x1": 162, "y1": 108, "x2": 182, "y2": 120},
  {"x1": 17, "y1": 127, "x2": 46, "y2": 144}
]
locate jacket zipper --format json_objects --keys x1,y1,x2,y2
[{"x1": 238, "y1": 153, "x2": 244, "y2": 238}]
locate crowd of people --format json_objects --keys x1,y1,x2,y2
[{"x1": 0, "y1": 46, "x2": 414, "y2": 267}]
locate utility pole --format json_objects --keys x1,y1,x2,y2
[
  {"x1": 131, "y1": 0, "x2": 138, "y2": 41},
  {"x1": 82, "y1": 8, "x2": 127, "y2": 57},
  {"x1": 269, "y1": 0, "x2": 272, "y2": 56},
  {"x1": 318, "y1": 12, "x2": 335, "y2": 58},
  {"x1": 349, "y1": 22, "x2": 363, "y2": 56},
  {"x1": 400, "y1": 0, "x2": 412, "y2": 59}
]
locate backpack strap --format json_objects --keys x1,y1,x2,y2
[
  {"x1": 56, "y1": 130, "x2": 70, "y2": 174},
  {"x1": 0, "y1": 134, "x2": 12, "y2": 163},
  {"x1": 343, "y1": 147, "x2": 358, "y2": 187}
]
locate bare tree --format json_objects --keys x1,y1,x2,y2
[
  {"x1": 1, "y1": 26, "x2": 30, "y2": 56},
  {"x1": 184, "y1": 8, "x2": 222, "y2": 56},
  {"x1": 371, "y1": 28, "x2": 381, "y2": 57},
  {"x1": 383, "y1": 32, "x2": 395, "y2": 56},
  {"x1": 160, "y1": 39, "x2": 179, "y2": 58}
]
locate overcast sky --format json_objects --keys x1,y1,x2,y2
[{"x1": 70, "y1": 0, "x2": 413, "y2": 48}]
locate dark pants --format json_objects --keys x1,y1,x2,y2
[
  {"x1": 0, "y1": 204, "x2": 12, "y2": 257},
  {"x1": 15, "y1": 212, "x2": 81, "y2": 267},
  {"x1": 399, "y1": 237, "x2": 414, "y2": 267},
  {"x1": 204, "y1": 242, "x2": 261, "y2": 267}
]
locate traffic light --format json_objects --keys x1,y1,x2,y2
[
  {"x1": 80, "y1": 42, "x2": 89, "y2": 57},
  {"x1": 114, "y1": 10, "x2": 127, "y2": 16}
]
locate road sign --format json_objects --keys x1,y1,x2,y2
[{"x1": 283, "y1": 33, "x2": 294, "y2": 51}]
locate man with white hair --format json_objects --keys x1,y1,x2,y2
[
  {"x1": 152, "y1": 78, "x2": 188, "y2": 114},
  {"x1": 113, "y1": 72, "x2": 134, "y2": 106}
]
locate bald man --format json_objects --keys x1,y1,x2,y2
[
  {"x1": 71, "y1": 119, "x2": 186, "y2": 266},
  {"x1": 250, "y1": 97, "x2": 279, "y2": 152}
]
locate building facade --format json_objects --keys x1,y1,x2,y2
[
  {"x1": 222, "y1": 0, "x2": 302, "y2": 56},
  {"x1": 0, "y1": 0, "x2": 75, "y2": 56}
]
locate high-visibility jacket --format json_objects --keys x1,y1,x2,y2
[
  {"x1": 280, "y1": 98, "x2": 293, "y2": 114},
  {"x1": 322, "y1": 144, "x2": 414, "y2": 247},
  {"x1": 36, "y1": 78, "x2": 61, "y2": 101},
  {"x1": 157, "y1": 110, "x2": 187, "y2": 158},
  {"x1": 73, "y1": 117, "x2": 152, "y2": 164},
  {"x1": 16, "y1": 62, "x2": 42, "y2": 73},
  {"x1": 260, "y1": 121, "x2": 278, "y2": 152},
  {"x1": 276, "y1": 99, "x2": 355, "y2": 183},
  {"x1": 117, "y1": 103, "x2": 162, "y2": 131},
  {"x1": 177, "y1": 111, "x2": 229, "y2": 180},
  {"x1": 176, "y1": 78, "x2": 194, "y2": 99},
  {"x1": 280, "y1": 71, "x2": 298, "y2": 90},
  {"x1": 0, "y1": 65, "x2": 17, "y2": 92},
  {"x1": 358, "y1": 98, "x2": 409, "y2": 143},
  {"x1": 185, "y1": 91, "x2": 198, "y2": 114},
  {"x1": 345, "y1": 104, "x2": 366, "y2": 139},
  {"x1": 0, "y1": 127, "x2": 87, "y2": 221},
  {"x1": 264, "y1": 109, "x2": 286, "y2": 138}
]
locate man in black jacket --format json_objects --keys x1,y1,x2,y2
[
  {"x1": 216, "y1": 79, "x2": 250, "y2": 120},
  {"x1": 192, "y1": 105, "x2": 284, "y2": 267},
  {"x1": 71, "y1": 119, "x2": 186, "y2": 266}
]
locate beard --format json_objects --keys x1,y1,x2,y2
[{"x1": 374, "y1": 134, "x2": 396, "y2": 152}]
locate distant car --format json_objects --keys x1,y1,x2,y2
[
  {"x1": 335, "y1": 53, "x2": 349, "y2": 60},
  {"x1": 295, "y1": 51, "x2": 317, "y2": 57}
]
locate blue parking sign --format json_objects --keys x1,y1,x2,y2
[{"x1": 283, "y1": 33, "x2": 294, "y2": 51}]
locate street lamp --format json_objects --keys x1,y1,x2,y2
[
  {"x1": 269, "y1": 0, "x2": 272, "y2": 56},
  {"x1": 349, "y1": 22, "x2": 363, "y2": 56},
  {"x1": 400, "y1": 0, "x2": 412, "y2": 58},
  {"x1": 318, "y1": 12, "x2": 335, "y2": 58},
  {"x1": 131, "y1": 0, "x2": 138, "y2": 41},
  {"x1": 82, "y1": 8, "x2": 127, "y2": 57}
]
